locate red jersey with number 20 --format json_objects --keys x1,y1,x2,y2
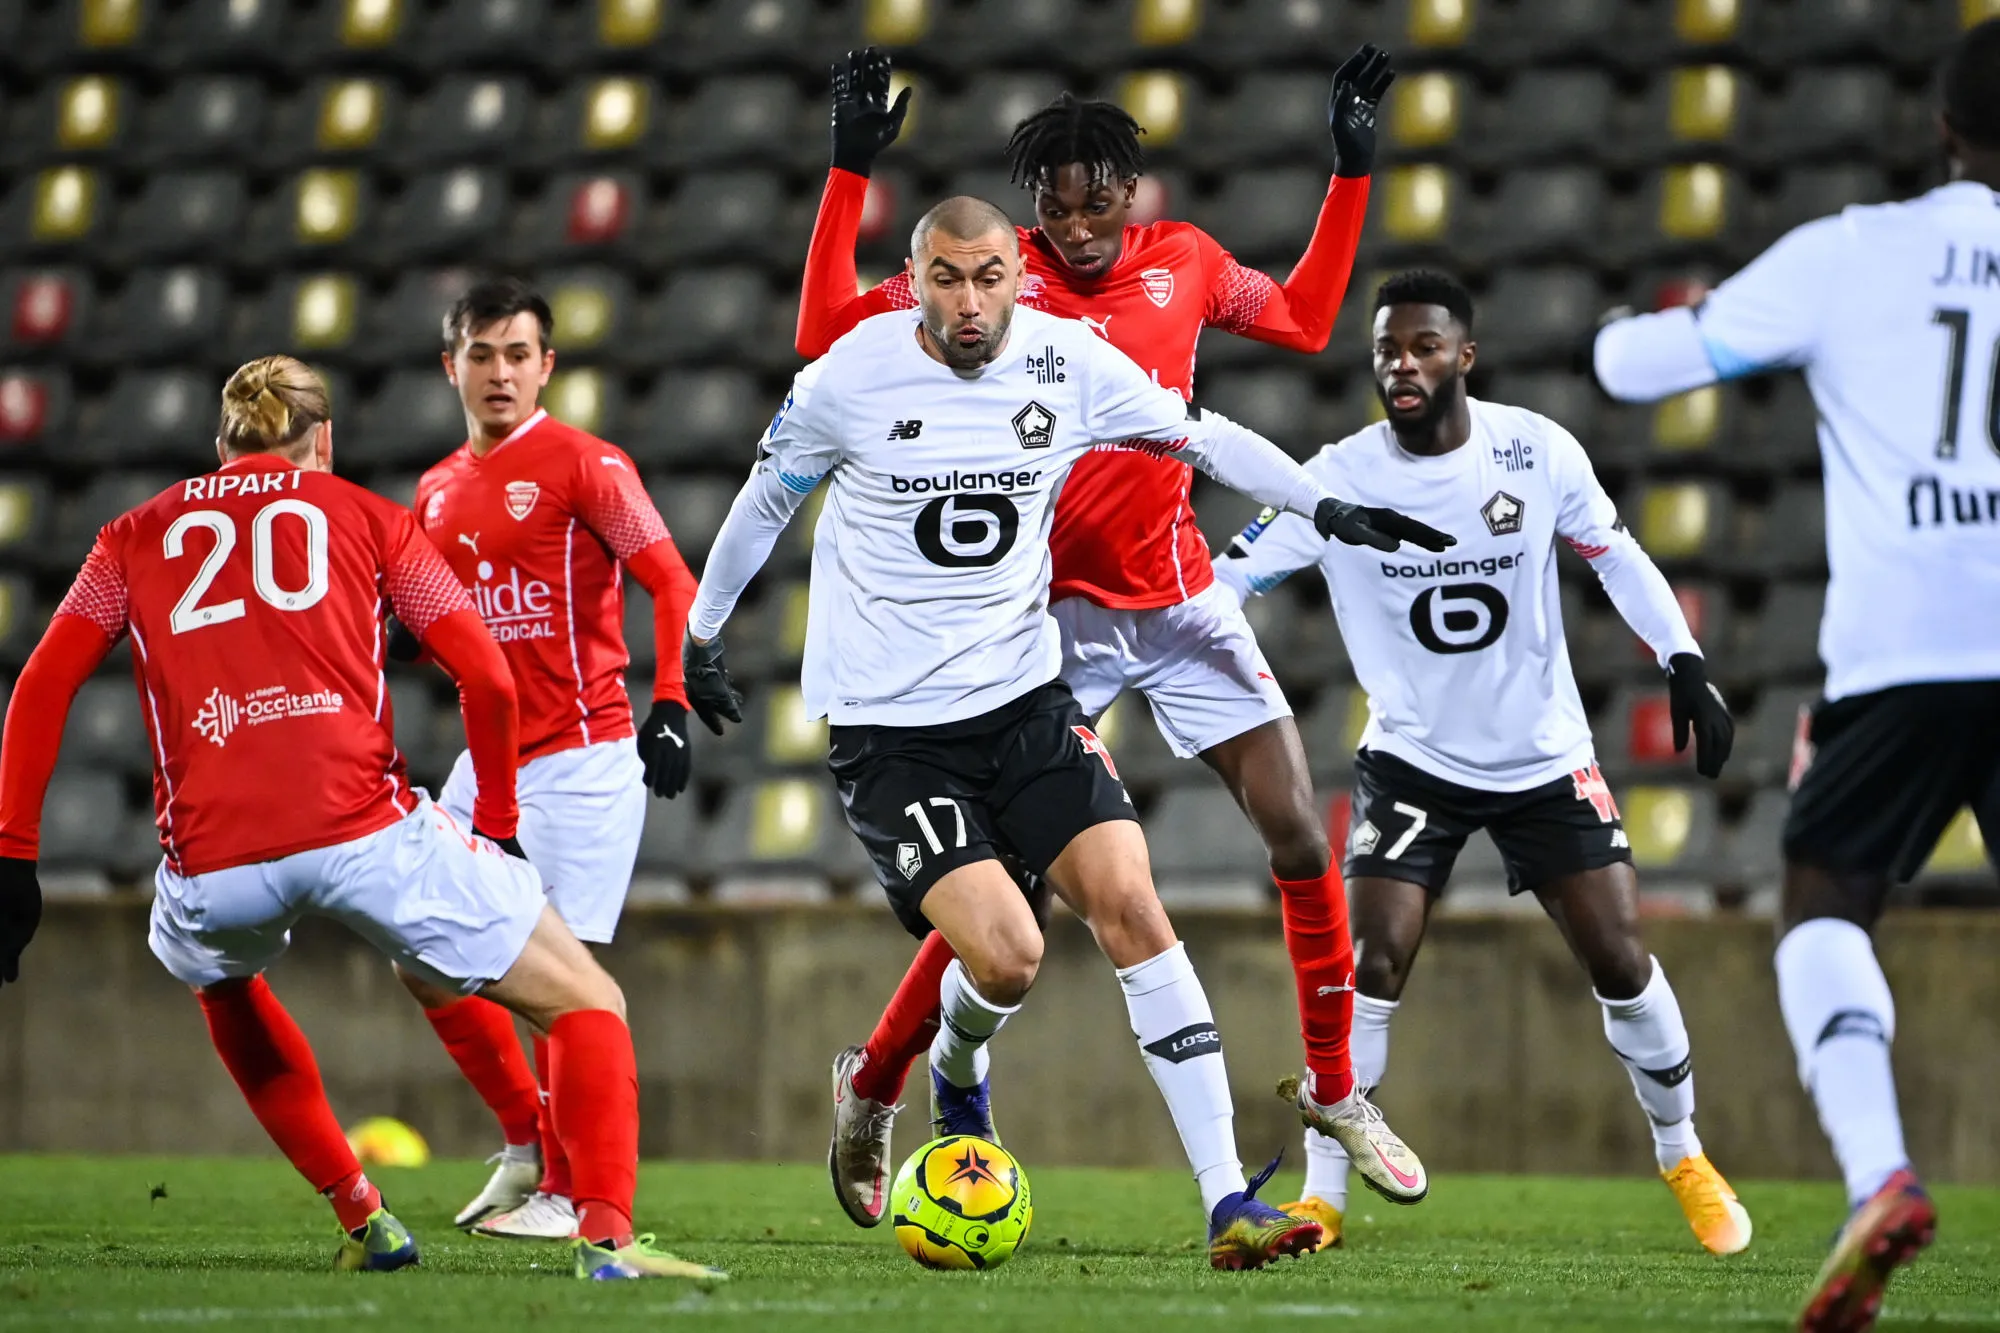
[
  {"x1": 52, "y1": 456, "x2": 476, "y2": 876},
  {"x1": 415, "y1": 409, "x2": 671, "y2": 763}
]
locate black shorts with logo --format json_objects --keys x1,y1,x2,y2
[
  {"x1": 828, "y1": 680, "x2": 1137, "y2": 937},
  {"x1": 1345, "y1": 748, "x2": 1632, "y2": 895},
  {"x1": 1783, "y1": 679, "x2": 2000, "y2": 890}
]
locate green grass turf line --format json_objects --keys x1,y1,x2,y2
[{"x1": 0, "y1": 1157, "x2": 1996, "y2": 1331}]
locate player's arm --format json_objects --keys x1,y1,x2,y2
[
  {"x1": 1213, "y1": 500, "x2": 1335, "y2": 605},
  {"x1": 684, "y1": 366, "x2": 841, "y2": 734},
  {"x1": 1078, "y1": 335, "x2": 1454, "y2": 553},
  {"x1": 0, "y1": 538, "x2": 126, "y2": 986},
  {"x1": 382, "y1": 516, "x2": 522, "y2": 839},
  {"x1": 796, "y1": 48, "x2": 917, "y2": 357},
  {"x1": 1550, "y1": 427, "x2": 1733, "y2": 777},
  {"x1": 571, "y1": 447, "x2": 699, "y2": 798},
  {"x1": 1593, "y1": 216, "x2": 1844, "y2": 402},
  {"x1": 1203, "y1": 45, "x2": 1393, "y2": 353}
]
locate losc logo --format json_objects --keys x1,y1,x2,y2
[{"x1": 1012, "y1": 401, "x2": 1055, "y2": 449}]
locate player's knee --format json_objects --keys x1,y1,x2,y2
[
  {"x1": 395, "y1": 963, "x2": 459, "y2": 1011},
  {"x1": 1265, "y1": 816, "x2": 1332, "y2": 882},
  {"x1": 1088, "y1": 883, "x2": 1176, "y2": 965},
  {"x1": 1354, "y1": 938, "x2": 1413, "y2": 1000},
  {"x1": 1584, "y1": 936, "x2": 1653, "y2": 1001},
  {"x1": 968, "y1": 934, "x2": 1040, "y2": 1007}
]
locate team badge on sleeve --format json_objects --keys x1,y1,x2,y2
[{"x1": 504, "y1": 480, "x2": 540, "y2": 520}]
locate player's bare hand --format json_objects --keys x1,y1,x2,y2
[
  {"x1": 636, "y1": 699, "x2": 693, "y2": 800},
  {"x1": 1315, "y1": 498, "x2": 1455, "y2": 554},
  {"x1": 1328, "y1": 43, "x2": 1395, "y2": 178},
  {"x1": 683, "y1": 632, "x2": 745, "y2": 735},
  {"x1": 830, "y1": 46, "x2": 911, "y2": 177},
  {"x1": 1667, "y1": 653, "x2": 1734, "y2": 779},
  {"x1": 0, "y1": 857, "x2": 43, "y2": 988}
]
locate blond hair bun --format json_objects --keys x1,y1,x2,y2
[{"x1": 218, "y1": 356, "x2": 329, "y2": 454}]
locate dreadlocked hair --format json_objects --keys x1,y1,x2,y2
[{"x1": 1006, "y1": 93, "x2": 1147, "y2": 190}]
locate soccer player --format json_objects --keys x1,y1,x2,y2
[
  {"x1": 803, "y1": 46, "x2": 1417, "y2": 1244},
  {"x1": 0, "y1": 357, "x2": 721, "y2": 1282},
  {"x1": 688, "y1": 198, "x2": 1451, "y2": 1268},
  {"x1": 1218, "y1": 272, "x2": 1752, "y2": 1257},
  {"x1": 1591, "y1": 23, "x2": 2000, "y2": 1327},
  {"x1": 390, "y1": 277, "x2": 700, "y2": 1241}
]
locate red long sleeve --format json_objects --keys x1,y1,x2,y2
[
  {"x1": 0, "y1": 614, "x2": 116, "y2": 859},
  {"x1": 419, "y1": 607, "x2": 520, "y2": 840},
  {"x1": 1216, "y1": 174, "x2": 1372, "y2": 353},
  {"x1": 796, "y1": 167, "x2": 916, "y2": 358},
  {"x1": 623, "y1": 540, "x2": 696, "y2": 706}
]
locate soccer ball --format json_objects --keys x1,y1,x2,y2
[
  {"x1": 892, "y1": 1135, "x2": 1032, "y2": 1270},
  {"x1": 344, "y1": 1116, "x2": 430, "y2": 1168}
]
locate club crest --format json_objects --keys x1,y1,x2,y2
[
  {"x1": 1140, "y1": 267, "x2": 1175, "y2": 308},
  {"x1": 1013, "y1": 401, "x2": 1056, "y2": 450},
  {"x1": 896, "y1": 842, "x2": 923, "y2": 880},
  {"x1": 504, "y1": 480, "x2": 540, "y2": 520},
  {"x1": 1482, "y1": 491, "x2": 1524, "y2": 536}
]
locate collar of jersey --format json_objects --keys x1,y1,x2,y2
[
  {"x1": 1934, "y1": 180, "x2": 2000, "y2": 208},
  {"x1": 466, "y1": 407, "x2": 548, "y2": 462},
  {"x1": 216, "y1": 454, "x2": 301, "y2": 474}
]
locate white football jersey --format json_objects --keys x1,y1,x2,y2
[
  {"x1": 1217, "y1": 400, "x2": 1674, "y2": 791},
  {"x1": 756, "y1": 305, "x2": 1254, "y2": 726},
  {"x1": 1599, "y1": 181, "x2": 2000, "y2": 700}
]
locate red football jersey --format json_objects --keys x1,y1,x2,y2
[
  {"x1": 53, "y1": 456, "x2": 474, "y2": 876},
  {"x1": 414, "y1": 409, "x2": 672, "y2": 763}
]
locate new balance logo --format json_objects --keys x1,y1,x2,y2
[{"x1": 887, "y1": 419, "x2": 923, "y2": 440}]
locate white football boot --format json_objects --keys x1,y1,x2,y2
[
  {"x1": 1279, "y1": 1074, "x2": 1428, "y2": 1205},
  {"x1": 472, "y1": 1190, "x2": 578, "y2": 1241},
  {"x1": 828, "y1": 1045, "x2": 900, "y2": 1228},
  {"x1": 454, "y1": 1145, "x2": 542, "y2": 1229}
]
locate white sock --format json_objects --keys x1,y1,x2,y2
[
  {"x1": 1596, "y1": 957, "x2": 1703, "y2": 1173},
  {"x1": 1302, "y1": 993, "x2": 1397, "y2": 1206},
  {"x1": 1776, "y1": 918, "x2": 1910, "y2": 1207},
  {"x1": 1118, "y1": 942, "x2": 1245, "y2": 1215},
  {"x1": 928, "y1": 958, "x2": 1018, "y2": 1089}
]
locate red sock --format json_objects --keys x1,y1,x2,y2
[
  {"x1": 531, "y1": 1033, "x2": 573, "y2": 1198},
  {"x1": 851, "y1": 932, "x2": 954, "y2": 1104},
  {"x1": 423, "y1": 996, "x2": 541, "y2": 1147},
  {"x1": 1275, "y1": 867, "x2": 1357, "y2": 1105},
  {"x1": 548, "y1": 1009, "x2": 638, "y2": 1248},
  {"x1": 197, "y1": 976, "x2": 381, "y2": 1232}
]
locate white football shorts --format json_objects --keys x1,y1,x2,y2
[
  {"x1": 1054, "y1": 579, "x2": 1292, "y2": 759},
  {"x1": 439, "y1": 736, "x2": 645, "y2": 944},
  {"x1": 148, "y1": 797, "x2": 546, "y2": 995}
]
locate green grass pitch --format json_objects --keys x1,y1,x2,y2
[{"x1": 1, "y1": 1157, "x2": 1997, "y2": 1331}]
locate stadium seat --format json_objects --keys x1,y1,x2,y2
[
  {"x1": 104, "y1": 171, "x2": 248, "y2": 268},
  {"x1": 1129, "y1": 0, "x2": 1206, "y2": 49},
  {"x1": 508, "y1": 172, "x2": 644, "y2": 267},
  {"x1": 658, "y1": 76, "x2": 811, "y2": 172},
  {"x1": 0, "y1": 371, "x2": 74, "y2": 454},
  {"x1": 0, "y1": 571, "x2": 36, "y2": 661},
  {"x1": 41, "y1": 770, "x2": 128, "y2": 868},
  {"x1": 730, "y1": 580, "x2": 810, "y2": 677},
  {"x1": 358, "y1": 269, "x2": 473, "y2": 367},
  {"x1": 1735, "y1": 685, "x2": 1814, "y2": 788},
  {"x1": 543, "y1": 367, "x2": 623, "y2": 438},
  {"x1": 1645, "y1": 384, "x2": 1738, "y2": 461},
  {"x1": 242, "y1": 169, "x2": 373, "y2": 269},
  {"x1": 756, "y1": 684, "x2": 829, "y2": 771},
  {"x1": 708, "y1": 777, "x2": 855, "y2": 878},
  {"x1": 1665, "y1": 65, "x2": 1742, "y2": 154},
  {"x1": 563, "y1": 0, "x2": 674, "y2": 67},
  {"x1": 128, "y1": 77, "x2": 266, "y2": 169},
  {"x1": 1641, "y1": 162, "x2": 1739, "y2": 256},
  {"x1": 46, "y1": 473, "x2": 173, "y2": 573},
  {"x1": 1743, "y1": 483, "x2": 1828, "y2": 576},
  {"x1": 1146, "y1": 787, "x2": 1275, "y2": 888},
  {"x1": 1198, "y1": 369, "x2": 1315, "y2": 442},
  {"x1": 1475, "y1": 268, "x2": 1602, "y2": 366},
  {"x1": 532, "y1": 75, "x2": 664, "y2": 168},
  {"x1": 1, "y1": 76, "x2": 133, "y2": 171},
  {"x1": 1629, "y1": 480, "x2": 1732, "y2": 564},
  {"x1": 633, "y1": 788, "x2": 707, "y2": 880},
  {"x1": 348, "y1": 371, "x2": 465, "y2": 469},
  {"x1": 73, "y1": 369, "x2": 211, "y2": 466},
  {"x1": 159, "y1": 0, "x2": 290, "y2": 69},
  {"x1": 1470, "y1": 167, "x2": 1608, "y2": 267},
  {"x1": 862, "y1": 0, "x2": 931, "y2": 47},
  {"x1": 389, "y1": 75, "x2": 534, "y2": 170},
  {"x1": 260, "y1": 78, "x2": 400, "y2": 170},
  {"x1": 243, "y1": 271, "x2": 364, "y2": 365},
  {"x1": 1602, "y1": 686, "x2": 1695, "y2": 773},
  {"x1": 0, "y1": 474, "x2": 52, "y2": 558},
  {"x1": 1745, "y1": 68, "x2": 1894, "y2": 168},
  {"x1": 60, "y1": 676, "x2": 150, "y2": 778},
  {"x1": 34, "y1": 0, "x2": 160, "y2": 68},
  {"x1": 1751, "y1": 0, "x2": 1909, "y2": 68},
  {"x1": 1117, "y1": 70, "x2": 1192, "y2": 151},
  {"x1": 370, "y1": 472, "x2": 422, "y2": 510},
  {"x1": 942, "y1": 169, "x2": 1038, "y2": 231},
  {"x1": 0, "y1": 267, "x2": 92, "y2": 357},
  {"x1": 1184, "y1": 74, "x2": 1327, "y2": 170},
  {"x1": 284, "y1": 0, "x2": 422, "y2": 72},
  {"x1": 1753, "y1": 166, "x2": 1890, "y2": 248},
  {"x1": 1204, "y1": 0, "x2": 1364, "y2": 71},
  {"x1": 916, "y1": 74, "x2": 1068, "y2": 175},
  {"x1": 1374, "y1": 164, "x2": 1461, "y2": 254},
  {"x1": 1460, "y1": 70, "x2": 1615, "y2": 171},
  {"x1": 416, "y1": 0, "x2": 556, "y2": 71},
  {"x1": 622, "y1": 370, "x2": 767, "y2": 470},
  {"x1": 680, "y1": 0, "x2": 826, "y2": 74},
  {"x1": 626, "y1": 269, "x2": 768, "y2": 366},
  {"x1": 1406, "y1": 0, "x2": 1475, "y2": 52},
  {"x1": 1386, "y1": 71, "x2": 1464, "y2": 157},
  {"x1": 1478, "y1": 0, "x2": 1629, "y2": 68},
  {"x1": 1722, "y1": 788, "x2": 1789, "y2": 888},
  {"x1": 385, "y1": 678, "x2": 445, "y2": 780},
  {"x1": 930, "y1": 0, "x2": 1108, "y2": 70},
  {"x1": 1620, "y1": 783, "x2": 1720, "y2": 876},
  {"x1": 1297, "y1": 685, "x2": 1369, "y2": 785},
  {"x1": 1489, "y1": 370, "x2": 1600, "y2": 441},
  {"x1": 1, "y1": 166, "x2": 108, "y2": 256},
  {"x1": 1673, "y1": 0, "x2": 1742, "y2": 48},
  {"x1": 1747, "y1": 581, "x2": 1826, "y2": 683},
  {"x1": 375, "y1": 168, "x2": 509, "y2": 266},
  {"x1": 650, "y1": 475, "x2": 737, "y2": 568},
  {"x1": 642, "y1": 169, "x2": 798, "y2": 271},
  {"x1": 82, "y1": 267, "x2": 228, "y2": 366},
  {"x1": 1746, "y1": 374, "x2": 1825, "y2": 473},
  {"x1": 541, "y1": 267, "x2": 634, "y2": 364},
  {"x1": 1918, "y1": 807, "x2": 1988, "y2": 878}
]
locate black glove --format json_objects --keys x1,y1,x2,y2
[
  {"x1": 474, "y1": 828, "x2": 529, "y2": 860},
  {"x1": 1666, "y1": 653, "x2": 1734, "y2": 779},
  {"x1": 682, "y1": 632, "x2": 744, "y2": 736},
  {"x1": 829, "y1": 46, "x2": 911, "y2": 177},
  {"x1": 1315, "y1": 498, "x2": 1456, "y2": 554},
  {"x1": 0, "y1": 857, "x2": 44, "y2": 988},
  {"x1": 635, "y1": 699, "x2": 692, "y2": 800},
  {"x1": 384, "y1": 614, "x2": 422, "y2": 664},
  {"x1": 1328, "y1": 43, "x2": 1396, "y2": 178}
]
